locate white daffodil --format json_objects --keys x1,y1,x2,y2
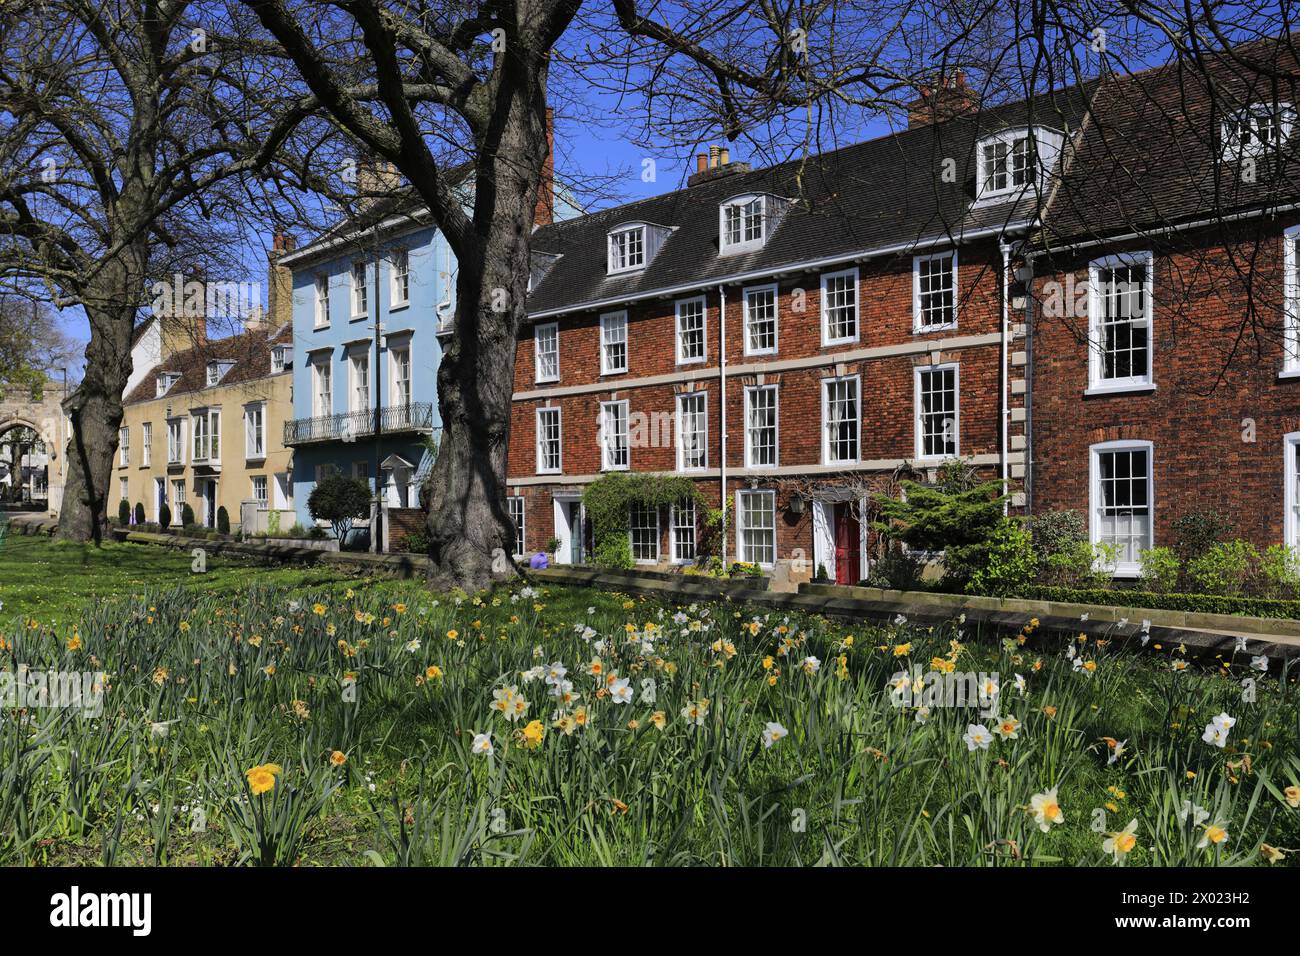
[
  {"x1": 1102, "y1": 819, "x2": 1139, "y2": 863},
  {"x1": 1029, "y1": 788, "x2": 1064, "y2": 832},
  {"x1": 471, "y1": 732, "x2": 493, "y2": 756},
  {"x1": 963, "y1": 723, "x2": 993, "y2": 751},
  {"x1": 761, "y1": 721, "x2": 788, "y2": 749},
  {"x1": 1178, "y1": 799, "x2": 1210, "y2": 827},
  {"x1": 609, "y1": 677, "x2": 633, "y2": 705}
]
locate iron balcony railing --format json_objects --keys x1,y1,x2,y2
[{"x1": 284, "y1": 402, "x2": 435, "y2": 446}]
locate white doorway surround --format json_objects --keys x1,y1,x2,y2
[{"x1": 552, "y1": 494, "x2": 585, "y2": 565}]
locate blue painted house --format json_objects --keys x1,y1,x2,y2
[
  {"x1": 279, "y1": 189, "x2": 454, "y2": 538},
  {"x1": 280, "y1": 149, "x2": 571, "y2": 544}
]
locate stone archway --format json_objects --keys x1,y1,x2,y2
[{"x1": 0, "y1": 378, "x2": 72, "y2": 516}]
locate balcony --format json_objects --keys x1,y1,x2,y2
[{"x1": 284, "y1": 402, "x2": 436, "y2": 447}]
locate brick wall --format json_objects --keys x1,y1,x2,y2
[
  {"x1": 1029, "y1": 219, "x2": 1300, "y2": 554},
  {"x1": 386, "y1": 506, "x2": 427, "y2": 553}
]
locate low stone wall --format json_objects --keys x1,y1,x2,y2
[{"x1": 530, "y1": 565, "x2": 770, "y2": 601}]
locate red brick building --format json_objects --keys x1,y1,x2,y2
[
  {"x1": 507, "y1": 40, "x2": 1300, "y2": 584},
  {"x1": 1027, "y1": 41, "x2": 1300, "y2": 577}
]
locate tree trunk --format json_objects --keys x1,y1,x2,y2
[
  {"x1": 423, "y1": 86, "x2": 550, "y2": 592},
  {"x1": 56, "y1": 250, "x2": 144, "y2": 543}
]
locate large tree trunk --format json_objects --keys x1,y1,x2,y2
[
  {"x1": 423, "y1": 84, "x2": 550, "y2": 591},
  {"x1": 56, "y1": 249, "x2": 144, "y2": 543}
]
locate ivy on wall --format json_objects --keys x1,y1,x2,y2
[{"x1": 582, "y1": 473, "x2": 702, "y2": 569}]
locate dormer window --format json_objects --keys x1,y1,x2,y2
[
  {"x1": 271, "y1": 346, "x2": 292, "y2": 374},
  {"x1": 721, "y1": 196, "x2": 764, "y2": 251},
  {"x1": 607, "y1": 225, "x2": 646, "y2": 274},
  {"x1": 206, "y1": 361, "x2": 233, "y2": 386},
  {"x1": 975, "y1": 127, "x2": 1063, "y2": 202},
  {"x1": 1222, "y1": 104, "x2": 1293, "y2": 161},
  {"x1": 155, "y1": 373, "x2": 180, "y2": 397}
]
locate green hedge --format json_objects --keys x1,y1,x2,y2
[{"x1": 1017, "y1": 585, "x2": 1300, "y2": 621}]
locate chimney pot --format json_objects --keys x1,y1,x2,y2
[
  {"x1": 696, "y1": 153, "x2": 708, "y2": 173},
  {"x1": 709, "y1": 145, "x2": 720, "y2": 168},
  {"x1": 720, "y1": 147, "x2": 730, "y2": 166}
]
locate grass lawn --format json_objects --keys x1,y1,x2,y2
[
  {"x1": 1, "y1": 533, "x2": 1299, "y2": 866},
  {"x1": 0, "y1": 532, "x2": 372, "y2": 629}
]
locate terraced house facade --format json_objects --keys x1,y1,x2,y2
[
  {"x1": 509, "y1": 77, "x2": 1091, "y2": 585},
  {"x1": 509, "y1": 38, "x2": 1300, "y2": 585}
]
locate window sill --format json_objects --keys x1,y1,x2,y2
[
  {"x1": 606, "y1": 266, "x2": 646, "y2": 278},
  {"x1": 389, "y1": 302, "x2": 409, "y2": 313},
  {"x1": 600, "y1": 370, "x2": 628, "y2": 378},
  {"x1": 536, "y1": 470, "x2": 562, "y2": 477},
  {"x1": 822, "y1": 336, "x2": 859, "y2": 348},
  {"x1": 744, "y1": 349, "x2": 778, "y2": 359},
  {"x1": 350, "y1": 314, "x2": 368, "y2": 323},
  {"x1": 913, "y1": 323, "x2": 958, "y2": 335},
  {"x1": 1083, "y1": 383, "x2": 1156, "y2": 397},
  {"x1": 676, "y1": 356, "x2": 707, "y2": 366},
  {"x1": 720, "y1": 240, "x2": 765, "y2": 256},
  {"x1": 246, "y1": 456, "x2": 266, "y2": 465},
  {"x1": 1278, "y1": 367, "x2": 1300, "y2": 380}
]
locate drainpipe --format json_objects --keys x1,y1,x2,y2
[
  {"x1": 718, "y1": 283, "x2": 728, "y2": 571},
  {"x1": 999, "y1": 240, "x2": 1011, "y2": 517}
]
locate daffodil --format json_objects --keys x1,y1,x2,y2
[
  {"x1": 1029, "y1": 788, "x2": 1063, "y2": 832},
  {"x1": 1102, "y1": 819, "x2": 1139, "y2": 863},
  {"x1": 245, "y1": 763, "x2": 282, "y2": 796},
  {"x1": 762, "y1": 721, "x2": 788, "y2": 749},
  {"x1": 963, "y1": 723, "x2": 992, "y2": 751}
]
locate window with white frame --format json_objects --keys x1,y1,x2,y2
[
  {"x1": 720, "y1": 196, "x2": 764, "y2": 251},
  {"x1": 349, "y1": 351, "x2": 370, "y2": 412},
  {"x1": 351, "y1": 261, "x2": 368, "y2": 316},
  {"x1": 141, "y1": 422, "x2": 152, "y2": 466},
  {"x1": 244, "y1": 403, "x2": 265, "y2": 459},
  {"x1": 1089, "y1": 253, "x2": 1152, "y2": 389},
  {"x1": 671, "y1": 499, "x2": 697, "y2": 562},
  {"x1": 119, "y1": 426, "x2": 129, "y2": 466},
  {"x1": 508, "y1": 496, "x2": 526, "y2": 556},
  {"x1": 191, "y1": 408, "x2": 220, "y2": 462},
  {"x1": 916, "y1": 365, "x2": 959, "y2": 459},
  {"x1": 600, "y1": 311, "x2": 628, "y2": 375},
  {"x1": 1284, "y1": 227, "x2": 1300, "y2": 372},
  {"x1": 821, "y1": 269, "x2": 858, "y2": 344},
  {"x1": 744, "y1": 284, "x2": 778, "y2": 354},
  {"x1": 629, "y1": 503, "x2": 660, "y2": 563},
  {"x1": 980, "y1": 134, "x2": 1035, "y2": 196},
  {"x1": 737, "y1": 489, "x2": 776, "y2": 566},
  {"x1": 1287, "y1": 434, "x2": 1300, "y2": 548},
  {"x1": 536, "y1": 407, "x2": 561, "y2": 474},
  {"x1": 312, "y1": 358, "x2": 332, "y2": 417},
  {"x1": 675, "y1": 297, "x2": 706, "y2": 363},
  {"x1": 251, "y1": 475, "x2": 268, "y2": 505},
  {"x1": 914, "y1": 252, "x2": 957, "y2": 330},
  {"x1": 390, "y1": 249, "x2": 410, "y2": 307},
  {"x1": 271, "y1": 346, "x2": 291, "y2": 374},
  {"x1": 535, "y1": 322, "x2": 559, "y2": 382},
  {"x1": 314, "y1": 275, "x2": 330, "y2": 327},
  {"x1": 676, "y1": 391, "x2": 707, "y2": 471},
  {"x1": 172, "y1": 478, "x2": 186, "y2": 514},
  {"x1": 167, "y1": 418, "x2": 183, "y2": 465},
  {"x1": 390, "y1": 344, "x2": 412, "y2": 406},
  {"x1": 1222, "y1": 103, "x2": 1293, "y2": 161},
  {"x1": 120, "y1": 476, "x2": 128, "y2": 504},
  {"x1": 600, "y1": 400, "x2": 629, "y2": 470},
  {"x1": 1091, "y1": 441, "x2": 1153, "y2": 576},
  {"x1": 156, "y1": 373, "x2": 179, "y2": 397},
  {"x1": 822, "y1": 376, "x2": 860, "y2": 464},
  {"x1": 745, "y1": 385, "x2": 778, "y2": 467},
  {"x1": 607, "y1": 226, "x2": 646, "y2": 274}
]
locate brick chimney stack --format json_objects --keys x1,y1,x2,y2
[
  {"x1": 533, "y1": 107, "x2": 555, "y2": 227},
  {"x1": 688, "y1": 143, "x2": 752, "y2": 187},
  {"x1": 907, "y1": 71, "x2": 980, "y2": 128}
]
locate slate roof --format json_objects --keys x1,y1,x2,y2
[
  {"x1": 525, "y1": 82, "x2": 1099, "y2": 317},
  {"x1": 124, "y1": 323, "x2": 292, "y2": 406}
]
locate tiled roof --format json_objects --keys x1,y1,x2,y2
[
  {"x1": 524, "y1": 83, "x2": 1098, "y2": 317},
  {"x1": 123, "y1": 323, "x2": 291, "y2": 406},
  {"x1": 1037, "y1": 36, "x2": 1300, "y2": 246}
]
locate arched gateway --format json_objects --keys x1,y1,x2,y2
[{"x1": 0, "y1": 378, "x2": 71, "y2": 517}]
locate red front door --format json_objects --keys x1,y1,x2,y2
[{"x1": 833, "y1": 503, "x2": 861, "y2": 585}]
